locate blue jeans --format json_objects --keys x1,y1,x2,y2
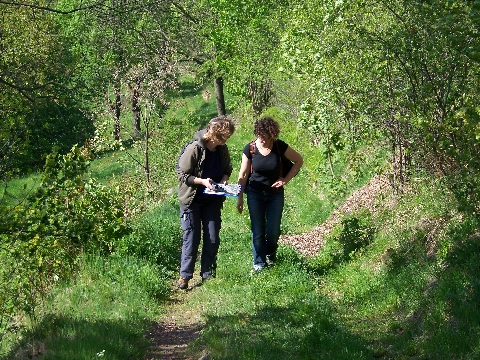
[
  {"x1": 246, "y1": 187, "x2": 284, "y2": 269},
  {"x1": 179, "y1": 196, "x2": 223, "y2": 280}
]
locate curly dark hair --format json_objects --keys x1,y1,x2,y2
[{"x1": 254, "y1": 117, "x2": 280, "y2": 139}]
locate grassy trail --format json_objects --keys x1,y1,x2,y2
[
  {"x1": 146, "y1": 197, "x2": 373, "y2": 360},
  {"x1": 146, "y1": 176, "x2": 480, "y2": 360}
]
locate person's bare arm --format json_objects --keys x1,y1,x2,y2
[
  {"x1": 271, "y1": 146, "x2": 303, "y2": 188},
  {"x1": 236, "y1": 153, "x2": 251, "y2": 213}
]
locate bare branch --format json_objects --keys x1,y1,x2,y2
[
  {"x1": 170, "y1": 0, "x2": 198, "y2": 24},
  {"x1": 0, "y1": 0, "x2": 105, "y2": 14}
]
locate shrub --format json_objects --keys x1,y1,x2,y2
[{"x1": 0, "y1": 145, "x2": 131, "y2": 338}]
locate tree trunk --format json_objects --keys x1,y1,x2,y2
[
  {"x1": 214, "y1": 77, "x2": 226, "y2": 116},
  {"x1": 144, "y1": 123, "x2": 150, "y2": 184},
  {"x1": 130, "y1": 83, "x2": 141, "y2": 138},
  {"x1": 326, "y1": 145, "x2": 335, "y2": 178},
  {"x1": 248, "y1": 79, "x2": 273, "y2": 116},
  {"x1": 106, "y1": 81, "x2": 122, "y2": 141},
  {"x1": 113, "y1": 84, "x2": 121, "y2": 141}
]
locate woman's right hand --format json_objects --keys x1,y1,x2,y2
[{"x1": 195, "y1": 177, "x2": 215, "y2": 190}]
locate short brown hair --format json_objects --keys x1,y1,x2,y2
[{"x1": 204, "y1": 116, "x2": 235, "y2": 142}]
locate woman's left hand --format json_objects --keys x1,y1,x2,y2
[{"x1": 271, "y1": 178, "x2": 286, "y2": 188}]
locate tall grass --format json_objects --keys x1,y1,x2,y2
[
  {"x1": 183, "y1": 176, "x2": 480, "y2": 359},
  {"x1": 1, "y1": 254, "x2": 165, "y2": 359},
  {"x1": 3, "y1": 77, "x2": 479, "y2": 360}
]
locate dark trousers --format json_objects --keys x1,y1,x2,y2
[
  {"x1": 179, "y1": 196, "x2": 223, "y2": 279},
  {"x1": 246, "y1": 187, "x2": 284, "y2": 269}
]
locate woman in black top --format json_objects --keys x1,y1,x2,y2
[{"x1": 236, "y1": 117, "x2": 303, "y2": 271}]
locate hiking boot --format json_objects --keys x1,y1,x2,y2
[
  {"x1": 202, "y1": 275, "x2": 213, "y2": 283},
  {"x1": 177, "y1": 278, "x2": 189, "y2": 290},
  {"x1": 252, "y1": 264, "x2": 265, "y2": 272}
]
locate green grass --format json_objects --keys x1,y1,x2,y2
[
  {"x1": 2, "y1": 77, "x2": 480, "y2": 360},
  {"x1": 163, "y1": 75, "x2": 220, "y2": 128},
  {"x1": 2, "y1": 254, "x2": 165, "y2": 359},
  {"x1": 88, "y1": 150, "x2": 136, "y2": 184},
  {"x1": 310, "y1": 178, "x2": 480, "y2": 359},
  {"x1": 175, "y1": 176, "x2": 480, "y2": 360},
  {"x1": 0, "y1": 172, "x2": 41, "y2": 207},
  {"x1": 182, "y1": 209, "x2": 373, "y2": 359}
]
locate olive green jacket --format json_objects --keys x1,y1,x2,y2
[{"x1": 176, "y1": 129, "x2": 233, "y2": 210}]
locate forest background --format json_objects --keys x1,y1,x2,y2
[{"x1": 1, "y1": 0, "x2": 479, "y2": 359}]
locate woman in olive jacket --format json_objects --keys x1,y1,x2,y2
[{"x1": 176, "y1": 116, "x2": 235, "y2": 289}]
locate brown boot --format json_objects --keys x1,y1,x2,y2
[{"x1": 177, "y1": 278, "x2": 189, "y2": 290}]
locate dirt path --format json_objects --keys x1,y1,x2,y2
[
  {"x1": 144, "y1": 277, "x2": 208, "y2": 360},
  {"x1": 144, "y1": 175, "x2": 390, "y2": 359},
  {"x1": 144, "y1": 321, "x2": 204, "y2": 360},
  {"x1": 280, "y1": 174, "x2": 390, "y2": 256}
]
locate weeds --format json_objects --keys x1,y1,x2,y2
[
  {"x1": 1, "y1": 254, "x2": 163, "y2": 359},
  {"x1": 2, "y1": 81, "x2": 480, "y2": 360}
]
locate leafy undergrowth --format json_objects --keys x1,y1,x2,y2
[
  {"x1": 4, "y1": 171, "x2": 479, "y2": 360},
  {"x1": 159, "y1": 175, "x2": 480, "y2": 360}
]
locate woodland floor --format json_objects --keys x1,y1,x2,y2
[{"x1": 144, "y1": 175, "x2": 391, "y2": 360}]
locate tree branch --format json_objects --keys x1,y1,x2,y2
[{"x1": 0, "y1": 0, "x2": 105, "y2": 14}]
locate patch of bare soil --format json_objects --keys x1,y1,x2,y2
[
  {"x1": 144, "y1": 175, "x2": 390, "y2": 359},
  {"x1": 280, "y1": 174, "x2": 390, "y2": 256},
  {"x1": 144, "y1": 321, "x2": 203, "y2": 360}
]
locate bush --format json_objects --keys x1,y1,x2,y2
[
  {"x1": 308, "y1": 211, "x2": 375, "y2": 275},
  {"x1": 0, "y1": 145, "x2": 131, "y2": 338}
]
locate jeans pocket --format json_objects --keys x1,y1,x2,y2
[{"x1": 180, "y1": 210, "x2": 193, "y2": 232}]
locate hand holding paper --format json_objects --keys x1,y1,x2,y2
[{"x1": 204, "y1": 183, "x2": 243, "y2": 197}]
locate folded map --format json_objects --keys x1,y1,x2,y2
[{"x1": 204, "y1": 183, "x2": 243, "y2": 197}]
